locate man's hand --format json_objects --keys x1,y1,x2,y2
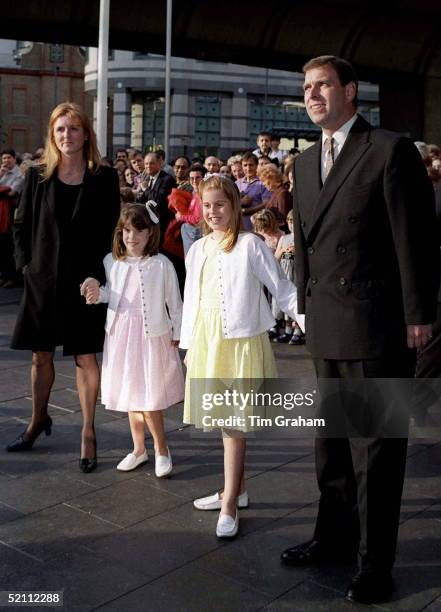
[
  {"x1": 407, "y1": 324, "x2": 433, "y2": 349},
  {"x1": 80, "y1": 277, "x2": 100, "y2": 304}
]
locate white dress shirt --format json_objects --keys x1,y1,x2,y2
[{"x1": 320, "y1": 113, "x2": 358, "y2": 183}]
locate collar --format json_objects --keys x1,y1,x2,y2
[
  {"x1": 322, "y1": 113, "x2": 358, "y2": 149},
  {"x1": 241, "y1": 176, "x2": 259, "y2": 185}
]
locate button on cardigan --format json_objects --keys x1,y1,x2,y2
[
  {"x1": 98, "y1": 253, "x2": 182, "y2": 341},
  {"x1": 179, "y1": 232, "x2": 304, "y2": 349}
]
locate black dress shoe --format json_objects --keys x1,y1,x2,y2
[
  {"x1": 79, "y1": 457, "x2": 97, "y2": 473},
  {"x1": 6, "y1": 416, "x2": 53, "y2": 452},
  {"x1": 281, "y1": 539, "x2": 325, "y2": 566},
  {"x1": 346, "y1": 569, "x2": 394, "y2": 604}
]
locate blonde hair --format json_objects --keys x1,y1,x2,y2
[
  {"x1": 41, "y1": 102, "x2": 101, "y2": 180},
  {"x1": 112, "y1": 204, "x2": 160, "y2": 259},
  {"x1": 251, "y1": 209, "x2": 279, "y2": 234},
  {"x1": 258, "y1": 163, "x2": 283, "y2": 185},
  {"x1": 198, "y1": 175, "x2": 243, "y2": 253},
  {"x1": 227, "y1": 154, "x2": 243, "y2": 166},
  {"x1": 286, "y1": 209, "x2": 294, "y2": 223}
]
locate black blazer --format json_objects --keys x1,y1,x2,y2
[
  {"x1": 137, "y1": 170, "x2": 177, "y2": 237},
  {"x1": 11, "y1": 165, "x2": 120, "y2": 350},
  {"x1": 293, "y1": 116, "x2": 439, "y2": 360}
]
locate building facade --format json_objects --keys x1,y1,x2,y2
[
  {"x1": 85, "y1": 50, "x2": 379, "y2": 160},
  {"x1": 0, "y1": 40, "x2": 90, "y2": 153}
]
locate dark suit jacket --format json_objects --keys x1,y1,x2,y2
[
  {"x1": 11, "y1": 164, "x2": 120, "y2": 349},
  {"x1": 136, "y1": 170, "x2": 177, "y2": 237},
  {"x1": 293, "y1": 115, "x2": 439, "y2": 360}
]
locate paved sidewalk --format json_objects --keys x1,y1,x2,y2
[{"x1": 0, "y1": 288, "x2": 440, "y2": 612}]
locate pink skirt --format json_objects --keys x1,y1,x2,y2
[{"x1": 101, "y1": 309, "x2": 184, "y2": 412}]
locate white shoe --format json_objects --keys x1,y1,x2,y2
[
  {"x1": 117, "y1": 450, "x2": 148, "y2": 472},
  {"x1": 216, "y1": 511, "x2": 239, "y2": 538},
  {"x1": 155, "y1": 449, "x2": 172, "y2": 478},
  {"x1": 193, "y1": 490, "x2": 249, "y2": 511}
]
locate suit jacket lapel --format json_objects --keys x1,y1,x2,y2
[
  {"x1": 302, "y1": 141, "x2": 322, "y2": 228},
  {"x1": 305, "y1": 116, "x2": 372, "y2": 239}
]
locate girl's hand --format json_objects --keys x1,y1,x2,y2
[
  {"x1": 80, "y1": 278, "x2": 100, "y2": 304},
  {"x1": 171, "y1": 339, "x2": 179, "y2": 347}
]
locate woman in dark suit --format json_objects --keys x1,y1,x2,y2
[{"x1": 6, "y1": 102, "x2": 120, "y2": 472}]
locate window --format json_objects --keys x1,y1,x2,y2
[
  {"x1": 194, "y1": 96, "x2": 220, "y2": 154},
  {"x1": 143, "y1": 97, "x2": 165, "y2": 150},
  {"x1": 248, "y1": 97, "x2": 319, "y2": 145},
  {"x1": 359, "y1": 106, "x2": 380, "y2": 127}
]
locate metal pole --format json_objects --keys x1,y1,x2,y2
[
  {"x1": 164, "y1": 0, "x2": 172, "y2": 160},
  {"x1": 264, "y1": 67, "x2": 269, "y2": 107},
  {"x1": 97, "y1": 0, "x2": 110, "y2": 156}
]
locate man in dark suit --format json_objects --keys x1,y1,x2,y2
[
  {"x1": 280, "y1": 55, "x2": 439, "y2": 604},
  {"x1": 136, "y1": 151, "x2": 176, "y2": 238}
]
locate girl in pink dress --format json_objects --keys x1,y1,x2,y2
[{"x1": 82, "y1": 202, "x2": 184, "y2": 477}]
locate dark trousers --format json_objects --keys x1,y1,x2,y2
[{"x1": 313, "y1": 351, "x2": 415, "y2": 572}]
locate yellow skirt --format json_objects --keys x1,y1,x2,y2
[{"x1": 184, "y1": 306, "x2": 277, "y2": 430}]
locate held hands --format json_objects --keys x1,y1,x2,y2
[
  {"x1": 80, "y1": 277, "x2": 100, "y2": 305},
  {"x1": 407, "y1": 324, "x2": 433, "y2": 349}
]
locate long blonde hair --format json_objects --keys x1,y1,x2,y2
[
  {"x1": 40, "y1": 102, "x2": 101, "y2": 180},
  {"x1": 198, "y1": 175, "x2": 243, "y2": 253}
]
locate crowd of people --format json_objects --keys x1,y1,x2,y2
[{"x1": 1, "y1": 52, "x2": 440, "y2": 607}]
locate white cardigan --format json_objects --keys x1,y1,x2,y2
[
  {"x1": 180, "y1": 232, "x2": 304, "y2": 349},
  {"x1": 98, "y1": 253, "x2": 182, "y2": 341}
]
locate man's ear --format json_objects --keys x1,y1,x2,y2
[{"x1": 345, "y1": 81, "x2": 357, "y2": 105}]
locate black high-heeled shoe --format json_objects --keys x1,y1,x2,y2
[
  {"x1": 79, "y1": 435, "x2": 97, "y2": 473},
  {"x1": 79, "y1": 457, "x2": 97, "y2": 473},
  {"x1": 6, "y1": 416, "x2": 53, "y2": 452}
]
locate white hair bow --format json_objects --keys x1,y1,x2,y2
[{"x1": 145, "y1": 200, "x2": 160, "y2": 224}]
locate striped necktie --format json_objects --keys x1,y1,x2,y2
[{"x1": 323, "y1": 136, "x2": 335, "y2": 180}]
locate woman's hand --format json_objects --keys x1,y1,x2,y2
[
  {"x1": 80, "y1": 277, "x2": 100, "y2": 304},
  {"x1": 175, "y1": 211, "x2": 182, "y2": 221}
]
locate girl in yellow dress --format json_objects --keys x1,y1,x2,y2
[{"x1": 180, "y1": 175, "x2": 303, "y2": 538}]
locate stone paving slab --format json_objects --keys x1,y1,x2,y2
[{"x1": 0, "y1": 287, "x2": 440, "y2": 611}]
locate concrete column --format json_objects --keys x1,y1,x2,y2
[
  {"x1": 231, "y1": 93, "x2": 248, "y2": 151},
  {"x1": 112, "y1": 91, "x2": 131, "y2": 153},
  {"x1": 131, "y1": 102, "x2": 143, "y2": 150}
]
